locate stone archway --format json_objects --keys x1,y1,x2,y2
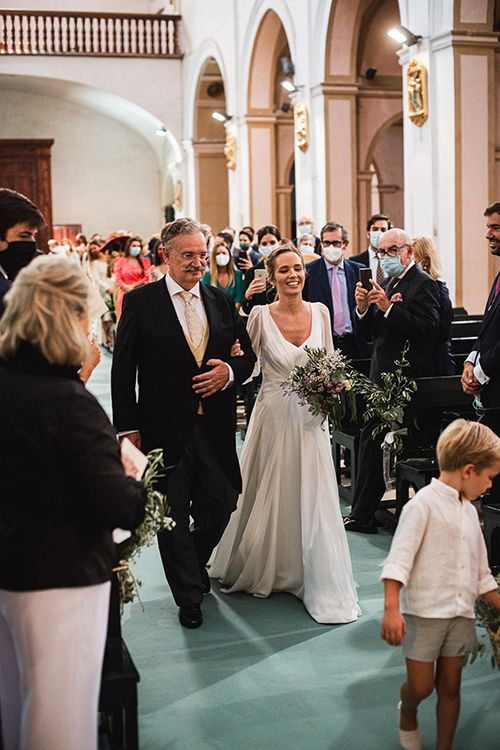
[
  {"x1": 193, "y1": 57, "x2": 229, "y2": 231},
  {"x1": 324, "y1": 0, "x2": 403, "y2": 251},
  {"x1": 246, "y1": 9, "x2": 294, "y2": 235}
]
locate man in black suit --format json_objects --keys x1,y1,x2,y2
[
  {"x1": 0, "y1": 188, "x2": 45, "y2": 314},
  {"x1": 344, "y1": 228, "x2": 441, "y2": 533},
  {"x1": 111, "y1": 218, "x2": 256, "y2": 628},
  {"x1": 462, "y1": 201, "x2": 500, "y2": 501},
  {"x1": 302, "y1": 221, "x2": 366, "y2": 358},
  {"x1": 352, "y1": 213, "x2": 392, "y2": 284}
]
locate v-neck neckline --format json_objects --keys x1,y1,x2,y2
[{"x1": 267, "y1": 303, "x2": 313, "y2": 348}]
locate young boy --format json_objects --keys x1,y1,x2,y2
[{"x1": 381, "y1": 419, "x2": 500, "y2": 750}]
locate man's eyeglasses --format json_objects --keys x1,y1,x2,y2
[
  {"x1": 322, "y1": 241, "x2": 344, "y2": 249},
  {"x1": 178, "y1": 251, "x2": 207, "y2": 261},
  {"x1": 377, "y1": 244, "x2": 408, "y2": 258}
]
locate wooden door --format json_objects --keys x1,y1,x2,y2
[{"x1": 0, "y1": 139, "x2": 54, "y2": 250}]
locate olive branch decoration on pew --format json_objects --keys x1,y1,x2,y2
[
  {"x1": 116, "y1": 448, "x2": 175, "y2": 609},
  {"x1": 353, "y1": 341, "x2": 417, "y2": 456}
]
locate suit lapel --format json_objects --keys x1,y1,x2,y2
[
  {"x1": 317, "y1": 261, "x2": 333, "y2": 317},
  {"x1": 145, "y1": 279, "x2": 197, "y2": 364}
]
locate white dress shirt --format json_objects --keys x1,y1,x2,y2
[
  {"x1": 381, "y1": 478, "x2": 497, "y2": 618},
  {"x1": 165, "y1": 273, "x2": 234, "y2": 386}
]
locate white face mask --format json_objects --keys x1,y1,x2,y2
[
  {"x1": 298, "y1": 223, "x2": 313, "y2": 235},
  {"x1": 260, "y1": 243, "x2": 279, "y2": 257},
  {"x1": 322, "y1": 246, "x2": 343, "y2": 264},
  {"x1": 300, "y1": 244, "x2": 315, "y2": 253},
  {"x1": 216, "y1": 253, "x2": 230, "y2": 267}
]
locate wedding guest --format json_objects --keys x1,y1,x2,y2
[
  {"x1": 241, "y1": 225, "x2": 281, "y2": 315},
  {"x1": 114, "y1": 235, "x2": 151, "y2": 320},
  {"x1": 344, "y1": 228, "x2": 441, "y2": 534},
  {"x1": 211, "y1": 243, "x2": 361, "y2": 624},
  {"x1": 352, "y1": 213, "x2": 393, "y2": 283},
  {"x1": 0, "y1": 255, "x2": 146, "y2": 750},
  {"x1": 303, "y1": 221, "x2": 366, "y2": 359},
  {"x1": 202, "y1": 239, "x2": 244, "y2": 309},
  {"x1": 296, "y1": 233, "x2": 318, "y2": 264},
  {"x1": 0, "y1": 188, "x2": 45, "y2": 314},
  {"x1": 381, "y1": 419, "x2": 500, "y2": 750},
  {"x1": 86, "y1": 239, "x2": 115, "y2": 350},
  {"x1": 234, "y1": 228, "x2": 260, "y2": 271},
  {"x1": 293, "y1": 215, "x2": 322, "y2": 255},
  {"x1": 412, "y1": 236, "x2": 454, "y2": 376}
]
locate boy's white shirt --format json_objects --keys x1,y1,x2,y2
[{"x1": 381, "y1": 477, "x2": 496, "y2": 619}]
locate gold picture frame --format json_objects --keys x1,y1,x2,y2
[
  {"x1": 407, "y1": 58, "x2": 428, "y2": 127},
  {"x1": 294, "y1": 103, "x2": 309, "y2": 152},
  {"x1": 224, "y1": 131, "x2": 236, "y2": 170}
]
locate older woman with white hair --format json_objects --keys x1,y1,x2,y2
[{"x1": 0, "y1": 256, "x2": 146, "y2": 750}]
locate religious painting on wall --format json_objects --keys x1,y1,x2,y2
[{"x1": 406, "y1": 58, "x2": 428, "y2": 127}]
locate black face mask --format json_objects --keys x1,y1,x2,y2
[{"x1": 0, "y1": 241, "x2": 38, "y2": 280}]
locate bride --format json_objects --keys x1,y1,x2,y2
[{"x1": 210, "y1": 242, "x2": 361, "y2": 624}]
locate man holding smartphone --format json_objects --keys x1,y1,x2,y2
[{"x1": 344, "y1": 228, "x2": 441, "y2": 533}]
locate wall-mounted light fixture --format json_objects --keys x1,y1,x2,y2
[
  {"x1": 212, "y1": 111, "x2": 232, "y2": 123},
  {"x1": 156, "y1": 126, "x2": 168, "y2": 136},
  {"x1": 280, "y1": 80, "x2": 304, "y2": 94},
  {"x1": 387, "y1": 25, "x2": 421, "y2": 46}
]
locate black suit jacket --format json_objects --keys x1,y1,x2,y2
[
  {"x1": 111, "y1": 279, "x2": 256, "y2": 490},
  {"x1": 355, "y1": 264, "x2": 441, "y2": 382},
  {"x1": 302, "y1": 257, "x2": 368, "y2": 357},
  {"x1": 352, "y1": 249, "x2": 370, "y2": 267},
  {"x1": 0, "y1": 343, "x2": 146, "y2": 591},
  {"x1": 471, "y1": 271, "x2": 500, "y2": 408}
]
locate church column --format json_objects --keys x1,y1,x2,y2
[
  {"x1": 246, "y1": 115, "x2": 277, "y2": 229},
  {"x1": 323, "y1": 84, "x2": 359, "y2": 250}
]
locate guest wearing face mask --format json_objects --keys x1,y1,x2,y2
[
  {"x1": 0, "y1": 188, "x2": 45, "y2": 316},
  {"x1": 296, "y1": 233, "x2": 318, "y2": 264},
  {"x1": 352, "y1": 213, "x2": 392, "y2": 283},
  {"x1": 241, "y1": 225, "x2": 281, "y2": 315},
  {"x1": 114, "y1": 236, "x2": 151, "y2": 320},
  {"x1": 303, "y1": 222, "x2": 366, "y2": 359},
  {"x1": 234, "y1": 229, "x2": 260, "y2": 271},
  {"x1": 202, "y1": 239, "x2": 244, "y2": 309},
  {"x1": 344, "y1": 228, "x2": 441, "y2": 534},
  {"x1": 293, "y1": 215, "x2": 322, "y2": 256}
]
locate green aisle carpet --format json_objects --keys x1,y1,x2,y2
[{"x1": 89, "y1": 354, "x2": 499, "y2": 750}]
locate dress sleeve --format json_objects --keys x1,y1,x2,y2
[
  {"x1": 317, "y1": 302, "x2": 334, "y2": 354},
  {"x1": 247, "y1": 305, "x2": 264, "y2": 359}
]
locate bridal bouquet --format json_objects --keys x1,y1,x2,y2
[
  {"x1": 116, "y1": 448, "x2": 175, "y2": 608},
  {"x1": 281, "y1": 346, "x2": 356, "y2": 430}
]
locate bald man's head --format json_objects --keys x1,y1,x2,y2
[{"x1": 379, "y1": 228, "x2": 411, "y2": 251}]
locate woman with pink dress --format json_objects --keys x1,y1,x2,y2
[{"x1": 114, "y1": 236, "x2": 151, "y2": 319}]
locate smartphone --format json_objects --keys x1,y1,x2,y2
[
  {"x1": 238, "y1": 249, "x2": 248, "y2": 262},
  {"x1": 359, "y1": 267, "x2": 373, "y2": 292},
  {"x1": 254, "y1": 269, "x2": 267, "y2": 284}
]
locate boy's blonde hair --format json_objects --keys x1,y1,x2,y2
[{"x1": 437, "y1": 419, "x2": 500, "y2": 472}]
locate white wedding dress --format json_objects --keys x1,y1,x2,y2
[{"x1": 210, "y1": 303, "x2": 361, "y2": 624}]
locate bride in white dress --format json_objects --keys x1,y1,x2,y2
[{"x1": 210, "y1": 243, "x2": 361, "y2": 624}]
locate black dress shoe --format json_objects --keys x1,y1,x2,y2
[
  {"x1": 178, "y1": 604, "x2": 203, "y2": 629},
  {"x1": 343, "y1": 517, "x2": 377, "y2": 534},
  {"x1": 201, "y1": 568, "x2": 211, "y2": 595}
]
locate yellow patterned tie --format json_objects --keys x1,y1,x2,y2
[
  {"x1": 376, "y1": 257, "x2": 384, "y2": 284},
  {"x1": 179, "y1": 290, "x2": 204, "y2": 348}
]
